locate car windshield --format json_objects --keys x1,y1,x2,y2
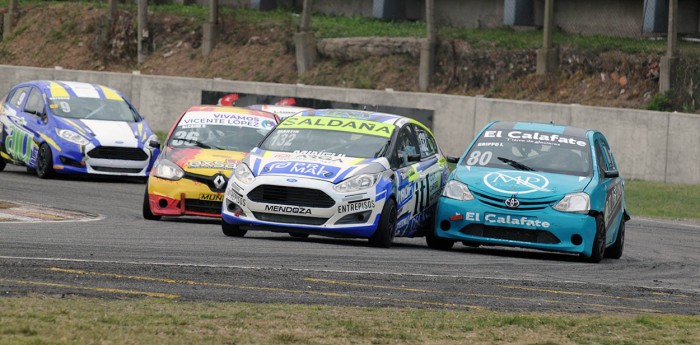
[
  {"x1": 462, "y1": 129, "x2": 593, "y2": 177},
  {"x1": 168, "y1": 123, "x2": 270, "y2": 152},
  {"x1": 260, "y1": 128, "x2": 390, "y2": 158},
  {"x1": 49, "y1": 97, "x2": 139, "y2": 122}
]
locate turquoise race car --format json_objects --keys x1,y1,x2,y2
[{"x1": 430, "y1": 121, "x2": 629, "y2": 262}]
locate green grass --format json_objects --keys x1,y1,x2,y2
[
  {"x1": 0, "y1": 297, "x2": 698, "y2": 345},
  {"x1": 624, "y1": 180, "x2": 700, "y2": 220}
]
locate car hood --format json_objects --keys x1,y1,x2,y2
[
  {"x1": 246, "y1": 149, "x2": 389, "y2": 183},
  {"x1": 453, "y1": 166, "x2": 592, "y2": 199},
  {"x1": 56, "y1": 118, "x2": 151, "y2": 147},
  {"x1": 164, "y1": 147, "x2": 246, "y2": 175}
]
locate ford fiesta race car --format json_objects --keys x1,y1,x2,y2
[
  {"x1": 143, "y1": 106, "x2": 278, "y2": 220},
  {"x1": 431, "y1": 121, "x2": 629, "y2": 262},
  {"x1": 0, "y1": 80, "x2": 159, "y2": 178},
  {"x1": 221, "y1": 109, "x2": 450, "y2": 247}
]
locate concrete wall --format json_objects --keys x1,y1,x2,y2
[{"x1": 1, "y1": 64, "x2": 698, "y2": 185}]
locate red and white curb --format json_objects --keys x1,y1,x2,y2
[{"x1": 0, "y1": 200, "x2": 102, "y2": 223}]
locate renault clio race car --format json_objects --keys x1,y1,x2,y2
[
  {"x1": 143, "y1": 106, "x2": 278, "y2": 220},
  {"x1": 431, "y1": 121, "x2": 629, "y2": 262},
  {"x1": 221, "y1": 109, "x2": 450, "y2": 248},
  {"x1": 0, "y1": 80, "x2": 159, "y2": 178}
]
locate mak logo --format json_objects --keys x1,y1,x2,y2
[
  {"x1": 484, "y1": 171, "x2": 551, "y2": 195},
  {"x1": 504, "y1": 195, "x2": 520, "y2": 209}
]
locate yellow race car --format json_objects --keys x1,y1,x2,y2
[{"x1": 143, "y1": 105, "x2": 278, "y2": 220}]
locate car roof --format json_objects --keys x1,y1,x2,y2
[
  {"x1": 489, "y1": 121, "x2": 591, "y2": 139},
  {"x1": 20, "y1": 80, "x2": 127, "y2": 101}
]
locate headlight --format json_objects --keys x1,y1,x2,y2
[
  {"x1": 442, "y1": 180, "x2": 474, "y2": 201},
  {"x1": 234, "y1": 163, "x2": 255, "y2": 184},
  {"x1": 333, "y1": 173, "x2": 379, "y2": 193},
  {"x1": 553, "y1": 192, "x2": 590, "y2": 213},
  {"x1": 56, "y1": 129, "x2": 89, "y2": 146},
  {"x1": 154, "y1": 159, "x2": 184, "y2": 181}
]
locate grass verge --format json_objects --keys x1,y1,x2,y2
[
  {"x1": 1, "y1": 296, "x2": 698, "y2": 345},
  {"x1": 624, "y1": 180, "x2": 700, "y2": 221}
]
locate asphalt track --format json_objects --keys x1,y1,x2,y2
[{"x1": 1, "y1": 164, "x2": 698, "y2": 314}]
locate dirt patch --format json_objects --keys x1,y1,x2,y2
[
  {"x1": 0, "y1": 201, "x2": 18, "y2": 209},
  {"x1": 0, "y1": 3, "x2": 664, "y2": 111}
]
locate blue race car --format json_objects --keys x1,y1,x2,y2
[
  {"x1": 221, "y1": 109, "x2": 450, "y2": 247},
  {"x1": 0, "y1": 80, "x2": 160, "y2": 178},
  {"x1": 431, "y1": 121, "x2": 629, "y2": 262}
]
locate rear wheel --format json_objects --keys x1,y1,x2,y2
[
  {"x1": 289, "y1": 232, "x2": 309, "y2": 238},
  {"x1": 142, "y1": 189, "x2": 161, "y2": 221},
  {"x1": 584, "y1": 215, "x2": 606, "y2": 263},
  {"x1": 604, "y1": 218, "x2": 625, "y2": 259},
  {"x1": 36, "y1": 144, "x2": 55, "y2": 179},
  {"x1": 222, "y1": 220, "x2": 247, "y2": 237},
  {"x1": 368, "y1": 199, "x2": 396, "y2": 248}
]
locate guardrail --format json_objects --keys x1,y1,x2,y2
[{"x1": 1, "y1": 65, "x2": 698, "y2": 185}]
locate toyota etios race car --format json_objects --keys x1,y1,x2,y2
[
  {"x1": 143, "y1": 106, "x2": 278, "y2": 220},
  {"x1": 431, "y1": 121, "x2": 629, "y2": 262},
  {"x1": 221, "y1": 109, "x2": 450, "y2": 247},
  {"x1": 0, "y1": 80, "x2": 159, "y2": 178}
]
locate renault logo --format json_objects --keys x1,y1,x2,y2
[
  {"x1": 213, "y1": 174, "x2": 227, "y2": 190},
  {"x1": 505, "y1": 195, "x2": 520, "y2": 209}
]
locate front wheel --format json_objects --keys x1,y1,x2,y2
[
  {"x1": 36, "y1": 144, "x2": 55, "y2": 179},
  {"x1": 142, "y1": 189, "x2": 161, "y2": 221},
  {"x1": 0, "y1": 158, "x2": 5, "y2": 172},
  {"x1": 583, "y1": 215, "x2": 606, "y2": 263},
  {"x1": 222, "y1": 220, "x2": 247, "y2": 237},
  {"x1": 368, "y1": 199, "x2": 396, "y2": 248},
  {"x1": 289, "y1": 232, "x2": 309, "y2": 238},
  {"x1": 604, "y1": 218, "x2": 625, "y2": 259}
]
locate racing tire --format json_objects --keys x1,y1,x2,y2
[
  {"x1": 289, "y1": 232, "x2": 309, "y2": 238},
  {"x1": 222, "y1": 220, "x2": 247, "y2": 237},
  {"x1": 584, "y1": 215, "x2": 606, "y2": 263},
  {"x1": 36, "y1": 144, "x2": 55, "y2": 179},
  {"x1": 368, "y1": 198, "x2": 397, "y2": 248},
  {"x1": 0, "y1": 158, "x2": 5, "y2": 172},
  {"x1": 425, "y1": 212, "x2": 454, "y2": 250},
  {"x1": 461, "y1": 241, "x2": 481, "y2": 248},
  {"x1": 142, "y1": 189, "x2": 161, "y2": 221},
  {"x1": 604, "y1": 218, "x2": 625, "y2": 259}
]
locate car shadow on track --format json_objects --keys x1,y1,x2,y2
[{"x1": 451, "y1": 245, "x2": 587, "y2": 263}]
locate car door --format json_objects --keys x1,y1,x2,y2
[
  {"x1": 595, "y1": 134, "x2": 623, "y2": 245},
  {"x1": 413, "y1": 125, "x2": 448, "y2": 230},
  {"x1": 389, "y1": 124, "x2": 423, "y2": 236},
  {"x1": 18, "y1": 86, "x2": 49, "y2": 169},
  {"x1": 2, "y1": 86, "x2": 34, "y2": 165}
]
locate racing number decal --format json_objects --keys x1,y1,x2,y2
[
  {"x1": 171, "y1": 130, "x2": 200, "y2": 146},
  {"x1": 466, "y1": 151, "x2": 492, "y2": 166}
]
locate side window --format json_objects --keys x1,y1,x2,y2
[
  {"x1": 594, "y1": 140, "x2": 606, "y2": 175},
  {"x1": 9, "y1": 87, "x2": 30, "y2": 108},
  {"x1": 601, "y1": 140, "x2": 617, "y2": 171},
  {"x1": 392, "y1": 126, "x2": 419, "y2": 168},
  {"x1": 415, "y1": 125, "x2": 438, "y2": 159},
  {"x1": 24, "y1": 88, "x2": 45, "y2": 116}
]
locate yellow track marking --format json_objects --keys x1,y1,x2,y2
[
  {"x1": 497, "y1": 284, "x2": 695, "y2": 306},
  {"x1": 47, "y1": 268, "x2": 481, "y2": 310},
  {"x1": 0, "y1": 278, "x2": 178, "y2": 299}
]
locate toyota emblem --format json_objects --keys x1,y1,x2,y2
[{"x1": 505, "y1": 195, "x2": 520, "y2": 209}]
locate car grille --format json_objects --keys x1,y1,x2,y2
[
  {"x1": 252, "y1": 212, "x2": 328, "y2": 225},
  {"x1": 91, "y1": 166, "x2": 143, "y2": 174},
  {"x1": 184, "y1": 199, "x2": 222, "y2": 215},
  {"x1": 458, "y1": 224, "x2": 560, "y2": 244},
  {"x1": 87, "y1": 146, "x2": 148, "y2": 161},
  {"x1": 248, "y1": 185, "x2": 335, "y2": 208},
  {"x1": 472, "y1": 191, "x2": 558, "y2": 211}
]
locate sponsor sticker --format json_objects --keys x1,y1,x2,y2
[
  {"x1": 264, "y1": 205, "x2": 312, "y2": 215},
  {"x1": 200, "y1": 193, "x2": 224, "y2": 202},
  {"x1": 483, "y1": 171, "x2": 551, "y2": 194},
  {"x1": 484, "y1": 130, "x2": 587, "y2": 147},
  {"x1": 261, "y1": 161, "x2": 340, "y2": 178},
  {"x1": 338, "y1": 199, "x2": 376, "y2": 213},
  {"x1": 484, "y1": 213, "x2": 550, "y2": 228},
  {"x1": 188, "y1": 160, "x2": 237, "y2": 169},
  {"x1": 278, "y1": 117, "x2": 395, "y2": 138},
  {"x1": 226, "y1": 188, "x2": 246, "y2": 206}
]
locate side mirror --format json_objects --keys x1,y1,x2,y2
[
  {"x1": 603, "y1": 170, "x2": 619, "y2": 178},
  {"x1": 407, "y1": 153, "x2": 421, "y2": 162},
  {"x1": 446, "y1": 156, "x2": 459, "y2": 164},
  {"x1": 149, "y1": 139, "x2": 161, "y2": 149}
]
